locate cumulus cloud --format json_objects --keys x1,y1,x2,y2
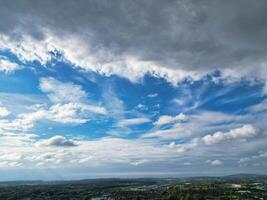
[
  {"x1": 207, "y1": 160, "x2": 222, "y2": 166},
  {"x1": 202, "y1": 124, "x2": 258, "y2": 145},
  {"x1": 1, "y1": 0, "x2": 267, "y2": 86},
  {"x1": 37, "y1": 135, "x2": 77, "y2": 147},
  {"x1": 117, "y1": 117, "x2": 151, "y2": 127},
  {"x1": 154, "y1": 113, "x2": 187, "y2": 126},
  {"x1": 0, "y1": 57, "x2": 20, "y2": 73}
]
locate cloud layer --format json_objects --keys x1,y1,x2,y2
[
  {"x1": 0, "y1": 0, "x2": 267, "y2": 85},
  {"x1": 0, "y1": 0, "x2": 267, "y2": 179}
]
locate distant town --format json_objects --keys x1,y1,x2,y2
[{"x1": 0, "y1": 174, "x2": 266, "y2": 200}]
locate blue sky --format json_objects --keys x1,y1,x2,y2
[{"x1": 0, "y1": 0, "x2": 267, "y2": 180}]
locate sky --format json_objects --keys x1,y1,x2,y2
[{"x1": 0, "y1": 0, "x2": 267, "y2": 180}]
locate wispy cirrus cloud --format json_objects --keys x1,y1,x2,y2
[
  {"x1": 142, "y1": 123, "x2": 192, "y2": 140},
  {"x1": 154, "y1": 113, "x2": 187, "y2": 126},
  {"x1": 117, "y1": 117, "x2": 151, "y2": 127}
]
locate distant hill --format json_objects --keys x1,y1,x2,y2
[
  {"x1": 224, "y1": 173, "x2": 267, "y2": 178},
  {"x1": 0, "y1": 174, "x2": 267, "y2": 186},
  {"x1": 224, "y1": 173, "x2": 267, "y2": 180}
]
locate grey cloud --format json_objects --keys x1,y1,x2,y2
[
  {"x1": 1, "y1": 0, "x2": 267, "y2": 78},
  {"x1": 38, "y1": 135, "x2": 78, "y2": 147}
]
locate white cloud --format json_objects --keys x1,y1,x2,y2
[
  {"x1": 239, "y1": 157, "x2": 251, "y2": 164},
  {"x1": 0, "y1": 78, "x2": 107, "y2": 131},
  {"x1": 37, "y1": 135, "x2": 77, "y2": 147},
  {"x1": 0, "y1": 137, "x2": 181, "y2": 168},
  {"x1": 253, "y1": 152, "x2": 267, "y2": 159},
  {"x1": 49, "y1": 103, "x2": 107, "y2": 123},
  {"x1": 0, "y1": 131, "x2": 37, "y2": 147},
  {"x1": 39, "y1": 77, "x2": 87, "y2": 104},
  {"x1": 248, "y1": 100, "x2": 267, "y2": 113},
  {"x1": 183, "y1": 162, "x2": 192, "y2": 166},
  {"x1": 202, "y1": 124, "x2": 258, "y2": 145},
  {"x1": 0, "y1": 57, "x2": 20, "y2": 73},
  {"x1": 143, "y1": 110, "x2": 252, "y2": 141},
  {"x1": 0, "y1": 129, "x2": 264, "y2": 171},
  {"x1": 39, "y1": 77, "x2": 107, "y2": 117},
  {"x1": 46, "y1": 103, "x2": 88, "y2": 124},
  {"x1": 154, "y1": 113, "x2": 187, "y2": 126},
  {"x1": 0, "y1": 161, "x2": 22, "y2": 168},
  {"x1": 117, "y1": 117, "x2": 151, "y2": 127},
  {"x1": 135, "y1": 104, "x2": 147, "y2": 110},
  {"x1": 0, "y1": 102, "x2": 107, "y2": 131},
  {"x1": 239, "y1": 152, "x2": 267, "y2": 165},
  {"x1": 169, "y1": 138, "x2": 199, "y2": 153},
  {"x1": 210, "y1": 160, "x2": 222, "y2": 166},
  {"x1": 0, "y1": 109, "x2": 47, "y2": 130},
  {"x1": 173, "y1": 99, "x2": 185, "y2": 106},
  {"x1": 147, "y1": 93, "x2": 158, "y2": 98},
  {"x1": 0, "y1": 106, "x2": 10, "y2": 117},
  {"x1": 142, "y1": 123, "x2": 192, "y2": 139},
  {"x1": 191, "y1": 111, "x2": 247, "y2": 125}
]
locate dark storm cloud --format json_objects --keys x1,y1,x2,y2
[{"x1": 1, "y1": 0, "x2": 267, "y2": 73}]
